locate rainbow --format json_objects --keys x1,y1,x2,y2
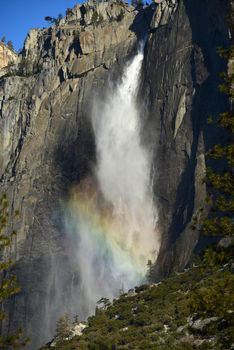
[{"x1": 62, "y1": 177, "x2": 159, "y2": 294}]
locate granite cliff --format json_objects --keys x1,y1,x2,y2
[
  {"x1": 140, "y1": 0, "x2": 229, "y2": 278},
  {"x1": 0, "y1": 0, "x2": 229, "y2": 348}
]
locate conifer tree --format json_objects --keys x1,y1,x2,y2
[
  {"x1": 146, "y1": 259, "x2": 153, "y2": 282},
  {"x1": 0, "y1": 195, "x2": 28, "y2": 348},
  {"x1": 202, "y1": 44, "x2": 234, "y2": 237},
  {"x1": 7, "y1": 41, "x2": 14, "y2": 51},
  {"x1": 55, "y1": 314, "x2": 72, "y2": 344}
]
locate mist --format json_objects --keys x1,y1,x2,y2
[{"x1": 62, "y1": 46, "x2": 160, "y2": 320}]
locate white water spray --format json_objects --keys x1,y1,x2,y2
[{"x1": 64, "y1": 46, "x2": 160, "y2": 318}]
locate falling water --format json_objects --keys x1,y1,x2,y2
[{"x1": 64, "y1": 45, "x2": 160, "y2": 318}]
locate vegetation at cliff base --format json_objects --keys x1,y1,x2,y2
[
  {"x1": 201, "y1": 43, "x2": 234, "y2": 238},
  {"x1": 40, "y1": 243, "x2": 233, "y2": 350},
  {"x1": 0, "y1": 195, "x2": 28, "y2": 348}
]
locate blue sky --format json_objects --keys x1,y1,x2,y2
[{"x1": 0, "y1": 0, "x2": 81, "y2": 52}]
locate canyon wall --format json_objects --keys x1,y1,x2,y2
[
  {"x1": 0, "y1": 0, "x2": 229, "y2": 347},
  {"x1": 140, "y1": 0, "x2": 229, "y2": 278}
]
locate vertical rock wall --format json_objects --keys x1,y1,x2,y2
[
  {"x1": 140, "y1": 0, "x2": 229, "y2": 278},
  {"x1": 0, "y1": 0, "x2": 230, "y2": 347},
  {"x1": 0, "y1": 2, "x2": 154, "y2": 347}
]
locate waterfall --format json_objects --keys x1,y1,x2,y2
[{"x1": 64, "y1": 46, "x2": 160, "y2": 318}]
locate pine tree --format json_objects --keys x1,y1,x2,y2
[
  {"x1": 44, "y1": 13, "x2": 63, "y2": 26},
  {"x1": 55, "y1": 314, "x2": 72, "y2": 344},
  {"x1": 0, "y1": 195, "x2": 28, "y2": 348},
  {"x1": 146, "y1": 259, "x2": 153, "y2": 282},
  {"x1": 202, "y1": 44, "x2": 234, "y2": 237},
  {"x1": 7, "y1": 41, "x2": 14, "y2": 51}
]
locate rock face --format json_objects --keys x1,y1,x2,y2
[
  {"x1": 140, "y1": 0, "x2": 229, "y2": 278},
  {"x1": 0, "y1": 42, "x2": 17, "y2": 71},
  {"x1": 0, "y1": 0, "x2": 229, "y2": 348},
  {"x1": 0, "y1": 1, "x2": 153, "y2": 348}
]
